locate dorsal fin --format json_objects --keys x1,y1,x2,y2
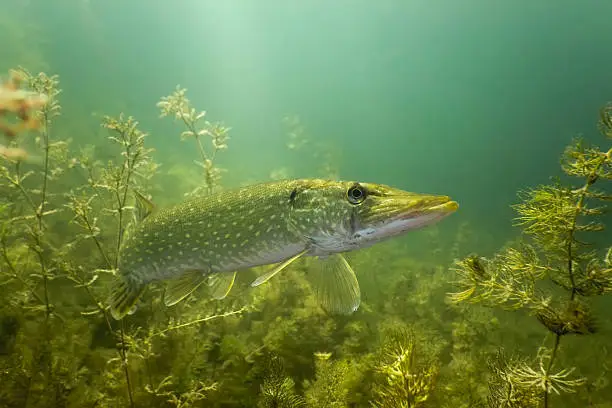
[{"x1": 133, "y1": 190, "x2": 156, "y2": 222}]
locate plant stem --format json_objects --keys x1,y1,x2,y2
[
  {"x1": 8, "y1": 164, "x2": 51, "y2": 319},
  {"x1": 542, "y1": 146, "x2": 610, "y2": 407},
  {"x1": 115, "y1": 149, "x2": 129, "y2": 266},
  {"x1": 180, "y1": 114, "x2": 209, "y2": 162},
  {"x1": 194, "y1": 135, "x2": 208, "y2": 163},
  {"x1": 543, "y1": 334, "x2": 561, "y2": 408},
  {"x1": 120, "y1": 320, "x2": 135, "y2": 408},
  {"x1": 11, "y1": 162, "x2": 38, "y2": 212},
  {"x1": 114, "y1": 131, "x2": 141, "y2": 408},
  {"x1": 153, "y1": 307, "x2": 247, "y2": 337},
  {"x1": 0, "y1": 237, "x2": 45, "y2": 305},
  {"x1": 38, "y1": 104, "x2": 50, "y2": 232},
  {"x1": 35, "y1": 108, "x2": 52, "y2": 320},
  {"x1": 78, "y1": 280, "x2": 134, "y2": 406},
  {"x1": 78, "y1": 209, "x2": 113, "y2": 269},
  {"x1": 180, "y1": 113, "x2": 217, "y2": 193}
]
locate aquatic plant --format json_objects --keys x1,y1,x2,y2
[
  {"x1": 0, "y1": 68, "x2": 248, "y2": 407},
  {"x1": 303, "y1": 351, "x2": 353, "y2": 407},
  {"x1": 0, "y1": 68, "x2": 73, "y2": 407},
  {"x1": 486, "y1": 350, "x2": 540, "y2": 408},
  {"x1": 3, "y1": 62, "x2": 611, "y2": 407},
  {"x1": 258, "y1": 355, "x2": 305, "y2": 408},
  {"x1": 98, "y1": 114, "x2": 157, "y2": 263},
  {"x1": 64, "y1": 112, "x2": 157, "y2": 407},
  {"x1": 450, "y1": 104, "x2": 612, "y2": 407},
  {"x1": 0, "y1": 70, "x2": 48, "y2": 160},
  {"x1": 65, "y1": 114, "x2": 156, "y2": 280},
  {"x1": 274, "y1": 114, "x2": 340, "y2": 180},
  {"x1": 158, "y1": 86, "x2": 230, "y2": 196},
  {"x1": 370, "y1": 327, "x2": 438, "y2": 408}
]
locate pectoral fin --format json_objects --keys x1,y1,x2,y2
[
  {"x1": 133, "y1": 190, "x2": 156, "y2": 222},
  {"x1": 309, "y1": 254, "x2": 361, "y2": 315},
  {"x1": 109, "y1": 276, "x2": 146, "y2": 320},
  {"x1": 208, "y1": 271, "x2": 237, "y2": 299},
  {"x1": 164, "y1": 269, "x2": 208, "y2": 306},
  {"x1": 250, "y1": 249, "x2": 308, "y2": 287}
]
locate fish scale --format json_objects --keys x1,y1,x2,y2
[
  {"x1": 120, "y1": 180, "x2": 306, "y2": 281},
  {"x1": 109, "y1": 179, "x2": 458, "y2": 319}
]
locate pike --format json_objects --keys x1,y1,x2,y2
[{"x1": 109, "y1": 179, "x2": 458, "y2": 319}]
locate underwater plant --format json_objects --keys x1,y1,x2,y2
[
  {"x1": 273, "y1": 114, "x2": 341, "y2": 180},
  {"x1": 0, "y1": 68, "x2": 250, "y2": 407},
  {"x1": 66, "y1": 112, "x2": 158, "y2": 407},
  {"x1": 157, "y1": 86, "x2": 230, "y2": 196},
  {"x1": 485, "y1": 350, "x2": 540, "y2": 408},
  {"x1": 0, "y1": 68, "x2": 75, "y2": 407},
  {"x1": 0, "y1": 70, "x2": 49, "y2": 161},
  {"x1": 450, "y1": 104, "x2": 612, "y2": 407},
  {"x1": 303, "y1": 351, "x2": 353, "y2": 407},
  {"x1": 258, "y1": 355, "x2": 305, "y2": 408},
  {"x1": 4, "y1": 61, "x2": 611, "y2": 408},
  {"x1": 370, "y1": 327, "x2": 438, "y2": 408}
]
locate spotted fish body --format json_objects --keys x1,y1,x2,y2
[
  {"x1": 110, "y1": 179, "x2": 458, "y2": 319},
  {"x1": 119, "y1": 182, "x2": 306, "y2": 283}
]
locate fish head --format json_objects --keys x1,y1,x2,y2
[
  {"x1": 288, "y1": 180, "x2": 458, "y2": 252},
  {"x1": 347, "y1": 182, "x2": 459, "y2": 245}
]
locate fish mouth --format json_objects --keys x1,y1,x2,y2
[
  {"x1": 395, "y1": 195, "x2": 458, "y2": 221},
  {"x1": 433, "y1": 200, "x2": 459, "y2": 212},
  {"x1": 366, "y1": 193, "x2": 459, "y2": 223},
  {"x1": 351, "y1": 188, "x2": 459, "y2": 243},
  {"x1": 370, "y1": 195, "x2": 459, "y2": 237},
  {"x1": 403, "y1": 197, "x2": 459, "y2": 218},
  {"x1": 366, "y1": 194, "x2": 458, "y2": 235}
]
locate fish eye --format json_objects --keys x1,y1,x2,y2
[{"x1": 347, "y1": 183, "x2": 366, "y2": 204}]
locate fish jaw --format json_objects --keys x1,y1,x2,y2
[{"x1": 349, "y1": 186, "x2": 459, "y2": 245}]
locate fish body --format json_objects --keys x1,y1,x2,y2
[{"x1": 109, "y1": 179, "x2": 458, "y2": 319}]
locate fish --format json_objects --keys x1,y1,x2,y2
[{"x1": 108, "y1": 179, "x2": 458, "y2": 319}]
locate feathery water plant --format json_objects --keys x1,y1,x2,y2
[
  {"x1": 450, "y1": 103, "x2": 612, "y2": 407},
  {"x1": 303, "y1": 351, "x2": 352, "y2": 408},
  {"x1": 60, "y1": 92, "x2": 250, "y2": 407},
  {"x1": 258, "y1": 355, "x2": 305, "y2": 408},
  {"x1": 0, "y1": 69, "x2": 61, "y2": 318},
  {"x1": 100, "y1": 114, "x2": 157, "y2": 263},
  {"x1": 0, "y1": 68, "x2": 79, "y2": 407},
  {"x1": 277, "y1": 114, "x2": 340, "y2": 180},
  {"x1": 4, "y1": 62, "x2": 612, "y2": 407},
  {"x1": 64, "y1": 113, "x2": 157, "y2": 408},
  {"x1": 486, "y1": 350, "x2": 540, "y2": 408},
  {"x1": 370, "y1": 327, "x2": 438, "y2": 408},
  {"x1": 158, "y1": 86, "x2": 230, "y2": 196}
]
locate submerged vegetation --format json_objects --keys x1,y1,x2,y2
[
  {"x1": 452, "y1": 105, "x2": 612, "y2": 407},
  {"x1": 157, "y1": 86, "x2": 230, "y2": 196},
  {"x1": 0, "y1": 67, "x2": 610, "y2": 408}
]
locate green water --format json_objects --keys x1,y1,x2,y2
[
  {"x1": 7, "y1": 1, "x2": 612, "y2": 233},
  {"x1": 1, "y1": 1, "x2": 611, "y2": 407}
]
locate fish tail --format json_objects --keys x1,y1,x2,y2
[{"x1": 108, "y1": 274, "x2": 145, "y2": 320}]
